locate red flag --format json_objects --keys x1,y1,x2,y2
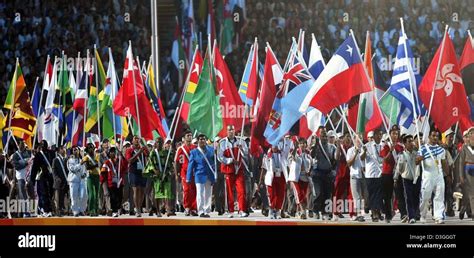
[
  {"x1": 419, "y1": 31, "x2": 470, "y2": 132},
  {"x1": 250, "y1": 47, "x2": 283, "y2": 156},
  {"x1": 113, "y1": 45, "x2": 166, "y2": 140},
  {"x1": 213, "y1": 45, "x2": 245, "y2": 136}
]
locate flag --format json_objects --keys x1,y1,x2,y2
[
  {"x1": 213, "y1": 45, "x2": 245, "y2": 136},
  {"x1": 55, "y1": 55, "x2": 74, "y2": 143},
  {"x1": 183, "y1": 0, "x2": 196, "y2": 63},
  {"x1": 181, "y1": 50, "x2": 204, "y2": 122},
  {"x1": 299, "y1": 34, "x2": 371, "y2": 115},
  {"x1": 238, "y1": 40, "x2": 259, "y2": 107},
  {"x1": 100, "y1": 48, "x2": 123, "y2": 140},
  {"x1": 43, "y1": 57, "x2": 59, "y2": 147},
  {"x1": 220, "y1": 0, "x2": 234, "y2": 55},
  {"x1": 300, "y1": 33, "x2": 326, "y2": 137},
  {"x1": 383, "y1": 30, "x2": 425, "y2": 130},
  {"x1": 250, "y1": 45, "x2": 283, "y2": 156},
  {"x1": 36, "y1": 56, "x2": 53, "y2": 143},
  {"x1": 356, "y1": 32, "x2": 383, "y2": 135},
  {"x1": 145, "y1": 62, "x2": 169, "y2": 138},
  {"x1": 187, "y1": 49, "x2": 222, "y2": 138},
  {"x1": 297, "y1": 30, "x2": 309, "y2": 66},
  {"x1": 419, "y1": 31, "x2": 470, "y2": 132},
  {"x1": 4, "y1": 62, "x2": 36, "y2": 145},
  {"x1": 85, "y1": 48, "x2": 106, "y2": 133},
  {"x1": 171, "y1": 18, "x2": 188, "y2": 91},
  {"x1": 72, "y1": 66, "x2": 89, "y2": 147},
  {"x1": 113, "y1": 44, "x2": 166, "y2": 140},
  {"x1": 264, "y1": 44, "x2": 314, "y2": 145},
  {"x1": 460, "y1": 35, "x2": 474, "y2": 95},
  {"x1": 31, "y1": 78, "x2": 41, "y2": 118}
]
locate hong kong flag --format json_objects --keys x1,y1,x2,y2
[{"x1": 418, "y1": 30, "x2": 470, "y2": 132}]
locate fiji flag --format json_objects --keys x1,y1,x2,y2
[
  {"x1": 387, "y1": 32, "x2": 425, "y2": 129},
  {"x1": 264, "y1": 41, "x2": 314, "y2": 145}
]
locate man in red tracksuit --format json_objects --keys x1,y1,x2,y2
[
  {"x1": 217, "y1": 125, "x2": 249, "y2": 218},
  {"x1": 175, "y1": 130, "x2": 198, "y2": 216}
]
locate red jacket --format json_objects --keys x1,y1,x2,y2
[
  {"x1": 380, "y1": 142, "x2": 404, "y2": 175},
  {"x1": 175, "y1": 144, "x2": 196, "y2": 178},
  {"x1": 100, "y1": 158, "x2": 127, "y2": 188}
]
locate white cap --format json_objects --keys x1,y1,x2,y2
[
  {"x1": 367, "y1": 131, "x2": 374, "y2": 138},
  {"x1": 123, "y1": 141, "x2": 131, "y2": 146},
  {"x1": 214, "y1": 136, "x2": 221, "y2": 142},
  {"x1": 336, "y1": 132, "x2": 343, "y2": 139},
  {"x1": 327, "y1": 130, "x2": 336, "y2": 138},
  {"x1": 382, "y1": 133, "x2": 389, "y2": 141},
  {"x1": 146, "y1": 140, "x2": 155, "y2": 146},
  {"x1": 444, "y1": 128, "x2": 454, "y2": 136},
  {"x1": 192, "y1": 138, "x2": 198, "y2": 144}
]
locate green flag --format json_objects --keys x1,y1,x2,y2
[
  {"x1": 378, "y1": 92, "x2": 401, "y2": 127},
  {"x1": 187, "y1": 50, "x2": 222, "y2": 138}
]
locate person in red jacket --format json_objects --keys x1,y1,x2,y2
[
  {"x1": 174, "y1": 130, "x2": 198, "y2": 216},
  {"x1": 101, "y1": 147, "x2": 127, "y2": 217},
  {"x1": 332, "y1": 132, "x2": 354, "y2": 220},
  {"x1": 125, "y1": 135, "x2": 149, "y2": 217},
  {"x1": 217, "y1": 125, "x2": 249, "y2": 218},
  {"x1": 379, "y1": 125, "x2": 404, "y2": 223}
]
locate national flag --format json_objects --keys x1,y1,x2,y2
[
  {"x1": 307, "y1": 33, "x2": 325, "y2": 80},
  {"x1": 356, "y1": 32, "x2": 383, "y2": 135},
  {"x1": 382, "y1": 29, "x2": 425, "y2": 130},
  {"x1": 264, "y1": 43, "x2": 314, "y2": 145},
  {"x1": 459, "y1": 34, "x2": 474, "y2": 95},
  {"x1": 36, "y1": 56, "x2": 53, "y2": 143},
  {"x1": 113, "y1": 44, "x2": 166, "y2": 140},
  {"x1": 299, "y1": 34, "x2": 372, "y2": 115},
  {"x1": 419, "y1": 30, "x2": 471, "y2": 132},
  {"x1": 297, "y1": 30, "x2": 309, "y2": 66},
  {"x1": 213, "y1": 45, "x2": 245, "y2": 136},
  {"x1": 250, "y1": 45, "x2": 283, "y2": 156},
  {"x1": 43, "y1": 57, "x2": 59, "y2": 147},
  {"x1": 238, "y1": 39, "x2": 259, "y2": 107},
  {"x1": 146, "y1": 61, "x2": 169, "y2": 137},
  {"x1": 181, "y1": 50, "x2": 203, "y2": 122},
  {"x1": 183, "y1": 0, "x2": 196, "y2": 63},
  {"x1": 4, "y1": 62, "x2": 36, "y2": 146},
  {"x1": 171, "y1": 17, "x2": 188, "y2": 91},
  {"x1": 55, "y1": 55, "x2": 74, "y2": 143},
  {"x1": 100, "y1": 48, "x2": 123, "y2": 140},
  {"x1": 85, "y1": 48, "x2": 106, "y2": 133},
  {"x1": 187, "y1": 48, "x2": 222, "y2": 138},
  {"x1": 72, "y1": 63, "x2": 89, "y2": 147},
  {"x1": 220, "y1": 0, "x2": 234, "y2": 55},
  {"x1": 31, "y1": 78, "x2": 41, "y2": 118}
]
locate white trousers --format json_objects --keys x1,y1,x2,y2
[
  {"x1": 70, "y1": 180, "x2": 88, "y2": 214},
  {"x1": 420, "y1": 173, "x2": 445, "y2": 220},
  {"x1": 196, "y1": 181, "x2": 213, "y2": 215}
]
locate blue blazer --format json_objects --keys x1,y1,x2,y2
[{"x1": 187, "y1": 146, "x2": 216, "y2": 184}]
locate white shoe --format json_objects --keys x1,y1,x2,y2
[
  {"x1": 420, "y1": 217, "x2": 427, "y2": 224},
  {"x1": 435, "y1": 219, "x2": 445, "y2": 224},
  {"x1": 350, "y1": 216, "x2": 357, "y2": 221},
  {"x1": 228, "y1": 212, "x2": 234, "y2": 218},
  {"x1": 112, "y1": 213, "x2": 118, "y2": 218},
  {"x1": 239, "y1": 212, "x2": 249, "y2": 218},
  {"x1": 331, "y1": 216, "x2": 339, "y2": 221}
]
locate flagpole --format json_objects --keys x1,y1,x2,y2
[
  {"x1": 71, "y1": 52, "x2": 80, "y2": 147},
  {"x1": 58, "y1": 52, "x2": 66, "y2": 147},
  {"x1": 109, "y1": 48, "x2": 117, "y2": 146},
  {"x1": 350, "y1": 29, "x2": 390, "y2": 134},
  {"x1": 83, "y1": 50, "x2": 90, "y2": 147},
  {"x1": 422, "y1": 25, "x2": 449, "y2": 131},
  {"x1": 32, "y1": 55, "x2": 51, "y2": 150},
  {"x1": 94, "y1": 45, "x2": 102, "y2": 143}
]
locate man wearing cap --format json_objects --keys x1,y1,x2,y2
[
  {"x1": 288, "y1": 138, "x2": 313, "y2": 219},
  {"x1": 98, "y1": 139, "x2": 110, "y2": 215},
  {"x1": 457, "y1": 127, "x2": 474, "y2": 221},
  {"x1": 126, "y1": 135, "x2": 149, "y2": 217},
  {"x1": 175, "y1": 130, "x2": 198, "y2": 216},
  {"x1": 144, "y1": 140, "x2": 157, "y2": 215},
  {"x1": 217, "y1": 125, "x2": 249, "y2": 217},
  {"x1": 363, "y1": 129, "x2": 384, "y2": 222},
  {"x1": 52, "y1": 145, "x2": 69, "y2": 217},
  {"x1": 310, "y1": 128, "x2": 336, "y2": 220},
  {"x1": 442, "y1": 128, "x2": 456, "y2": 217},
  {"x1": 120, "y1": 141, "x2": 132, "y2": 214},
  {"x1": 187, "y1": 134, "x2": 216, "y2": 217},
  {"x1": 395, "y1": 134, "x2": 420, "y2": 224},
  {"x1": 333, "y1": 132, "x2": 354, "y2": 220},
  {"x1": 100, "y1": 147, "x2": 126, "y2": 217},
  {"x1": 416, "y1": 128, "x2": 447, "y2": 224},
  {"x1": 346, "y1": 135, "x2": 366, "y2": 222}
]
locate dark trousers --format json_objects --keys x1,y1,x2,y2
[
  {"x1": 402, "y1": 178, "x2": 421, "y2": 220},
  {"x1": 282, "y1": 182, "x2": 296, "y2": 216},
  {"x1": 394, "y1": 176, "x2": 407, "y2": 218},
  {"x1": 54, "y1": 186, "x2": 67, "y2": 215},
  {"x1": 213, "y1": 171, "x2": 225, "y2": 213},
  {"x1": 381, "y1": 174, "x2": 394, "y2": 220},
  {"x1": 312, "y1": 170, "x2": 333, "y2": 215},
  {"x1": 444, "y1": 176, "x2": 454, "y2": 215},
  {"x1": 37, "y1": 177, "x2": 53, "y2": 213},
  {"x1": 110, "y1": 186, "x2": 123, "y2": 213},
  {"x1": 366, "y1": 177, "x2": 383, "y2": 212}
]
